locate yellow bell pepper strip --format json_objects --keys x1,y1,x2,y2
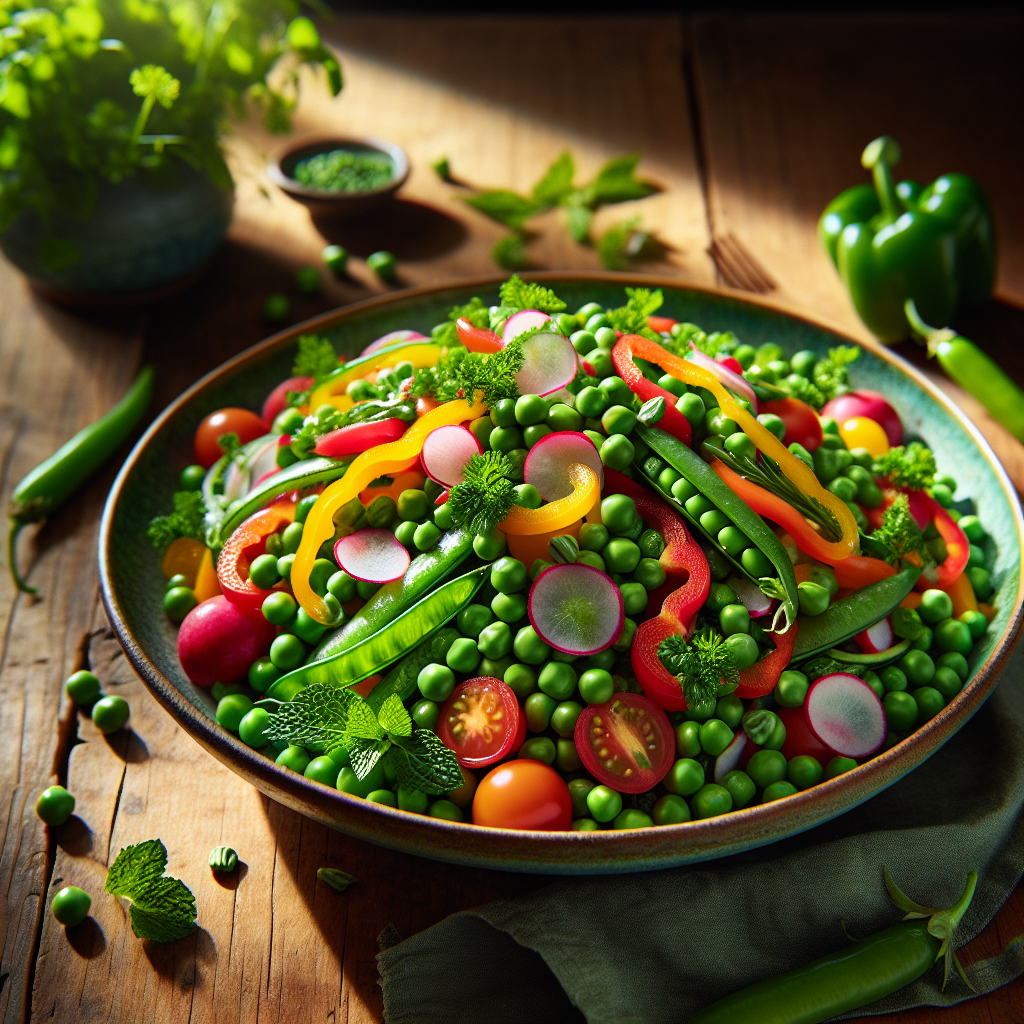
[
  {"x1": 941, "y1": 570, "x2": 978, "y2": 617},
  {"x1": 359, "y1": 469, "x2": 426, "y2": 506},
  {"x1": 615, "y1": 334, "x2": 859, "y2": 561},
  {"x1": 499, "y1": 463, "x2": 601, "y2": 535},
  {"x1": 161, "y1": 536, "x2": 206, "y2": 587},
  {"x1": 505, "y1": 524, "x2": 583, "y2": 570},
  {"x1": 293, "y1": 398, "x2": 484, "y2": 623},
  {"x1": 709, "y1": 459, "x2": 892, "y2": 587},
  {"x1": 193, "y1": 547, "x2": 222, "y2": 603},
  {"x1": 308, "y1": 343, "x2": 441, "y2": 413}
]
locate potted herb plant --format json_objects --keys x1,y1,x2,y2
[{"x1": 0, "y1": 0, "x2": 341, "y2": 300}]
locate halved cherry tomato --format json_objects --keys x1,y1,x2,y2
[
  {"x1": 437, "y1": 677, "x2": 525, "y2": 769},
  {"x1": 759, "y1": 397, "x2": 823, "y2": 452},
  {"x1": 456, "y1": 318, "x2": 504, "y2": 353},
  {"x1": 574, "y1": 692, "x2": 674, "y2": 794},
  {"x1": 195, "y1": 408, "x2": 267, "y2": 468},
  {"x1": 314, "y1": 418, "x2": 409, "y2": 457},
  {"x1": 472, "y1": 760, "x2": 572, "y2": 831},
  {"x1": 216, "y1": 497, "x2": 296, "y2": 613},
  {"x1": 778, "y1": 705, "x2": 835, "y2": 761},
  {"x1": 261, "y1": 376, "x2": 313, "y2": 429}
]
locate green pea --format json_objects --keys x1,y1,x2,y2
[
  {"x1": 504, "y1": 663, "x2": 537, "y2": 699},
  {"x1": 514, "y1": 393, "x2": 547, "y2": 426},
  {"x1": 337, "y1": 758, "x2": 387, "y2": 796},
  {"x1": 897, "y1": 649, "x2": 935, "y2": 687},
  {"x1": 585, "y1": 312, "x2": 610, "y2": 333},
  {"x1": 698, "y1": 718, "x2": 734, "y2": 757},
  {"x1": 551, "y1": 701, "x2": 583, "y2": 738},
  {"x1": 828, "y1": 476, "x2": 858, "y2": 503},
  {"x1": 601, "y1": 405, "x2": 638, "y2": 437},
  {"x1": 480, "y1": 655, "x2": 513, "y2": 679},
  {"x1": 238, "y1": 707, "x2": 271, "y2": 748},
  {"x1": 291, "y1": 607, "x2": 328, "y2": 645},
  {"x1": 428, "y1": 799, "x2": 463, "y2": 821},
  {"x1": 275, "y1": 744, "x2": 310, "y2": 773},
  {"x1": 595, "y1": 326, "x2": 620, "y2": 351},
  {"x1": 457, "y1": 604, "x2": 493, "y2": 636},
  {"x1": 719, "y1": 603, "x2": 749, "y2": 636},
  {"x1": 669, "y1": 479, "x2": 698, "y2": 507},
  {"x1": 935, "y1": 617, "x2": 973, "y2": 655},
  {"x1": 444, "y1": 638, "x2": 479, "y2": 674},
  {"x1": 552, "y1": 738, "x2": 580, "y2": 772},
  {"x1": 65, "y1": 670, "x2": 102, "y2": 705},
  {"x1": 575, "y1": 387, "x2": 607, "y2": 419},
  {"x1": 670, "y1": 719, "x2": 699, "y2": 759},
  {"x1": 568, "y1": 778, "x2": 596, "y2": 818},
  {"x1": 786, "y1": 755, "x2": 824, "y2": 790},
  {"x1": 822, "y1": 756, "x2": 856, "y2": 780},
  {"x1": 326, "y1": 570, "x2": 356, "y2": 604},
  {"x1": 50, "y1": 885, "x2": 92, "y2": 926},
  {"x1": 702, "y1": 583, "x2": 735, "y2": 615},
  {"x1": 490, "y1": 398, "x2": 517, "y2": 427},
  {"x1": 478, "y1": 621, "x2": 513, "y2": 660},
  {"x1": 280, "y1": 520, "x2": 304, "y2": 555},
  {"x1": 710, "y1": 695, "x2": 741, "y2": 731},
  {"x1": 396, "y1": 488, "x2": 427, "y2": 521},
  {"x1": 520, "y1": 693, "x2": 555, "y2": 735},
  {"x1": 956, "y1": 514, "x2": 984, "y2": 542},
  {"x1": 756, "y1": 413, "x2": 786, "y2": 441},
  {"x1": 913, "y1": 685, "x2": 945, "y2": 724},
  {"x1": 599, "y1": 434, "x2": 634, "y2": 471},
  {"x1": 247, "y1": 553, "x2": 279, "y2": 590},
  {"x1": 629, "y1": 560, "x2": 664, "y2": 596},
  {"x1": 601, "y1": 540, "x2": 640, "y2": 579},
  {"x1": 514, "y1": 625, "x2": 551, "y2": 665},
  {"x1": 270, "y1": 634, "x2": 305, "y2": 671},
  {"x1": 521, "y1": 423, "x2": 550, "y2": 449},
  {"x1": 468, "y1": 415, "x2": 495, "y2": 450},
  {"x1": 586, "y1": 785, "x2": 623, "y2": 823},
  {"x1": 721, "y1": 769, "x2": 756, "y2": 809},
  {"x1": 683, "y1": 696, "x2": 717, "y2": 721},
  {"x1": 692, "y1": 783, "x2": 733, "y2": 819},
  {"x1": 411, "y1": 699, "x2": 439, "y2": 730},
  {"x1": 473, "y1": 530, "x2": 506, "y2": 561},
  {"x1": 656, "y1": 373, "x2": 686, "y2": 399},
  {"x1": 619, "y1": 582, "x2": 648, "y2": 618},
  {"x1": 36, "y1": 784, "x2": 76, "y2": 826},
  {"x1": 532, "y1": 557, "x2": 557, "y2": 577},
  {"x1": 931, "y1": 666, "x2": 963, "y2": 700},
  {"x1": 538, "y1": 661, "x2": 577, "y2": 701},
  {"x1": 723, "y1": 432, "x2": 757, "y2": 462},
  {"x1": 732, "y1": 344, "x2": 756, "y2": 369},
  {"x1": 919, "y1": 589, "x2": 954, "y2": 624},
  {"x1": 583, "y1": 649, "x2": 616, "y2": 672},
  {"x1": 714, "y1": 525, "x2": 744, "y2": 556},
  {"x1": 697, "y1": 508, "x2": 730, "y2": 537},
  {"x1": 573, "y1": 668, "x2": 611, "y2": 705},
  {"x1": 215, "y1": 693, "x2": 253, "y2": 733},
  {"x1": 966, "y1": 567, "x2": 993, "y2": 601},
  {"x1": 165, "y1": 573, "x2": 189, "y2": 591},
  {"x1": 884, "y1": 690, "x2": 918, "y2": 731},
  {"x1": 959, "y1": 610, "x2": 987, "y2": 641},
  {"x1": 416, "y1": 663, "x2": 455, "y2": 702},
  {"x1": 211, "y1": 681, "x2": 243, "y2": 701},
  {"x1": 657, "y1": 466, "x2": 682, "y2": 493},
  {"x1": 572, "y1": 818, "x2": 599, "y2": 831},
  {"x1": 248, "y1": 657, "x2": 280, "y2": 694},
  {"x1": 653, "y1": 794, "x2": 691, "y2": 825},
  {"x1": 518, "y1": 736, "x2": 557, "y2": 765},
  {"x1": 613, "y1": 617, "x2": 637, "y2": 651},
  {"x1": 746, "y1": 749, "x2": 787, "y2": 789},
  {"x1": 880, "y1": 666, "x2": 908, "y2": 692},
  {"x1": 762, "y1": 780, "x2": 798, "y2": 802},
  {"x1": 858, "y1": 670, "x2": 882, "y2": 700},
  {"x1": 546, "y1": 404, "x2": 583, "y2": 433},
  {"x1": 488, "y1": 557, "x2": 527, "y2": 595},
  {"x1": 161, "y1": 585, "x2": 196, "y2": 622},
  {"x1": 612, "y1": 808, "x2": 654, "y2": 830},
  {"x1": 179, "y1": 463, "x2": 206, "y2": 491},
  {"x1": 684, "y1": 493, "x2": 716, "y2": 520},
  {"x1": 571, "y1": 330, "x2": 598, "y2": 356},
  {"x1": 725, "y1": 633, "x2": 758, "y2": 670},
  {"x1": 797, "y1": 581, "x2": 830, "y2": 616},
  {"x1": 775, "y1": 670, "x2": 809, "y2": 707},
  {"x1": 935, "y1": 651, "x2": 969, "y2": 682},
  {"x1": 671, "y1": 392, "x2": 703, "y2": 431},
  {"x1": 912, "y1": 626, "x2": 933, "y2": 652}
]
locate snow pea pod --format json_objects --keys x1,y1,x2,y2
[
  {"x1": 792, "y1": 565, "x2": 921, "y2": 661},
  {"x1": 311, "y1": 526, "x2": 474, "y2": 662},
  {"x1": 826, "y1": 639, "x2": 912, "y2": 667},
  {"x1": 638, "y1": 425, "x2": 799, "y2": 632},
  {"x1": 8, "y1": 365, "x2": 154, "y2": 594},
  {"x1": 366, "y1": 628, "x2": 460, "y2": 713},
  {"x1": 265, "y1": 565, "x2": 487, "y2": 701}
]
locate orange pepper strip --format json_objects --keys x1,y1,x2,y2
[
  {"x1": 615, "y1": 334, "x2": 858, "y2": 560},
  {"x1": 309, "y1": 343, "x2": 441, "y2": 412},
  {"x1": 162, "y1": 536, "x2": 206, "y2": 587},
  {"x1": 736, "y1": 625, "x2": 797, "y2": 699},
  {"x1": 294, "y1": 397, "x2": 485, "y2": 623},
  {"x1": 711, "y1": 460, "x2": 894, "y2": 587},
  {"x1": 193, "y1": 548, "x2": 222, "y2": 603},
  {"x1": 499, "y1": 463, "x2": 600, "y2": 535},
  {"x1": 942, "y1": 571, "x2": 978, "y2": 617},
  {"x1": 900, "y1": 592, "x2": 924, "y2": 610}
]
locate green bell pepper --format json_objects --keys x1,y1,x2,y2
[{"x1": 819, "y1": 137, "x2": 995, "y2": 342}]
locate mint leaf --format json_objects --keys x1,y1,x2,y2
[
  {"x1": 565, "y1": 204, "x2": 593, "y2": 244},
  {"x1": 465, "y1": 191, "x2": 541, "y2": 230},
  {"x1": 492, "y1": 234, "x2": 529, "y2": 270},
  {"x1": 532, "y1": 151, "x2": 575, "y2": 206},
  {"x1": 343, "y1": 698, "x2": 385, "y2": 743},
  {"x1": 348, "y1": 738, "x2": 387, "y2": 780},
  {"x1": 105, "y1": 839, "x2": 196, "y2": 943},
  {"x1": 587, "y1": 153, "x2": 655, "y2": 204},
  {"x1": 389, "y1": 729, "x2": 463, "y2": 794},
  {"x1": 263, "y1": 684, "x2": 361, "y2": 757},
  {"x1": 378, "y1": 694, "x2": 413, "y2": 737}
]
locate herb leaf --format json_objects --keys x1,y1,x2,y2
[
  {"x1": 606, "y1": 287, "x2": 664, "y2": 339},
  {"x1": 869, "y1": 493, "x2": 926, "y2": 567},
  {"x1": 105, "y1": 839, "x2": 197, "y2": 943},
  {"x1": 874, "y1": 442, "x2": 937, "y2": 491},
  {"x1": 585, "y1": 153, "x2": 656, "y2": 205},
  {"x1": 658, "y1": 631, "x2": 739, "y2": 709},
  {"x1": 465, "y1": 190, "x2": 542, "y2": 230},
  {"x1": 147, "y1": 490, "x2": 206, "y2": 549},
  {"x1": 348, "y1": 738, "x2": 386, "y2": 780},
  {"x1": 263, "y1": 684, "x2": 361, "y2": 758},
  {"x1": 447, "y1": 452, "x2": 516, "y2": 536},
  {"x1": 293, "y1": 334, "x2": 338, "y2": 381},
  {"x1": 390, "y1": 729, "x2": 464, "y2": 794},
  {"x1": 378, "y1": 694, "x2": 413, "y2": 737},
  {"x1": 498, "y1": 274, "x2": 567, "y2": 313},
  {"x1": 532, "y1": 151, "x2": 576, "y2": 206}
]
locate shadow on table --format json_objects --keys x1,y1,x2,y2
[{"x1": 66, "y1": 916, "x2": 107, "y2": 960}]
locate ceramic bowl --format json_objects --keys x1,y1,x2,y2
[
  {"x1": 99, "y1": 274, "x2": 1024, "y2": 874},
  {"x1": 266, "y1": 136, "x2": 409, "y2": 217}
]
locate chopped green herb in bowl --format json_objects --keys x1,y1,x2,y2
[{"x1": 293, "y1": 148, "x2": 395, "y2": 193}]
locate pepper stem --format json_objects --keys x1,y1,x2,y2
[
  {"x1": 7, "y1": 518, "x2": 38, "y2": 596},
  {"x1": 904, "y1": 300, "x2": 956, "y2": 359},
  {"x1": 861, "y1": 136, "x2": 904, "y2": 225},
  {"x1": 883, "y1": 866, "x2": 978, "y2": 992}
]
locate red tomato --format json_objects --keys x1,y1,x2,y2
[
  {"x1": 262, "y1": 376, "x2": 313, "y2": 429},
  {"x1": 574, "y1": 692, "x2": 674, "y2": 793},
  {"x1": 760, "y1": 397, "x2": 823, "y2": 452},
  {"x1": 472, "y1": 760, "x2": 572, "y2": 831},
  {"x1": 777, "y1": 705, "x2": 835, "y2": 761},
  {"x1": 195, "y1": 408, "x2": 267, "y2": 468},
  {"x1": 437, "y1": 677, "x2": 525, "y2": 769},
  {"x1": 176, "y1": 595, "x2": 275, "y2": 687}
]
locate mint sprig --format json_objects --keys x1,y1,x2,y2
[{"x1": 105, "y1": 839, "x2": 197, "y2": 943}]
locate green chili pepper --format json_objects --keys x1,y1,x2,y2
[
  {"x1": 819, "y1": 136, "x2": 994, "y2": 342},
  {"x1": 686, "y1": 868, "x2": 977, "y2": 1024},
  {"x1": 905, "y1": 300, "x2": 1024, "y2": 442},
  {"x1": 265, "y1": 565, "x2": 487, "y2": 701},
  {"x1": 311, "y1": 527, "x2": 474, "y2": 662},
  {"x1": 8, "y1": 366, "x2": 154, "y2": 595},
  {"x1": 366, "y1": 628, "x2": 461, "y2": 713},
  {"x1": 824, "y1": 639, "x2": 912, "y2": 667},
  {"x1": 637, "y1": 425, "x2": 799, "y2": 631},
  {"x1": 792, "y1": 565, "x2": 921, "y2": 661}
]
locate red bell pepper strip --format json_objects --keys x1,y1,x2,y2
[
  {"x1": 865, "y1": 488, "x2": 931, "y2": 531},
  {"x1": 914, "y1": 490, "x2": 969, "y2": 588},
  {"x1": 216, "y1": 496, "x2": 296, "y2": 614},
  {"x1": 456, "y1": 318, "x2": 504, "y2": 353},
  {"x1": 647, "y1": 315, "x2": 677, "y2": 334},
  {"x1": 314, "y1": 418, "x2": 409, "y2": 457},
  {"x1": 611, "y1": 337, "x2": 693, "y2": 446},
  {"x1": 735, "y1": 625, "x2": 797, "y2": 698},
  {"x1": 603, "y1": 470, "x2": 710, "y2": 712}
]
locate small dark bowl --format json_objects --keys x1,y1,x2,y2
[{"x1": 267, "y1": 136, "x2": 409, "y2": 218}]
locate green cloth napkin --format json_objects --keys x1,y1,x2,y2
[{"x1": 378, "y1": 642, "x2": 1024, "y2": 1024}]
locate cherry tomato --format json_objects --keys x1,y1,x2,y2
[
  {"x1": 821, "y1": 390, "x2": 902, "y2": 446},
  {"x1": 777, "y1": 705, "x2": 835, "y2": 761},
  {"x1": 437, "y1": 677, "x2": 525, "y2": 769},
  {"x1": 716, "y1": 354, "x2": 744, "y2": 375},
  {"x1": 261, "y1": 376, "x2": 313, "y2": 429},
  {"x1": 194, "y1": 408, "x2": 266, "y2": 468},
  {"x1": 647, "y1": 315, "x2": 677, "y2": 335},
  {"x1": 456, "y1": 318, "x2": 503, "y2": 353},
  {"x1": 574, "y1": 692, "x2": 674, "y2": 794},
  {"x1": 216, "y1": 498, "x2": 296, "y2": 613},
  {"x1": 838, "y1": 416, "x2": 890, "y2": 458},
  {"x1": 760, "y1": 398, "x2": 823, "y2": 452},
  {"x1": 472, "y1": 760, "x2": 572, "y2": 830}
]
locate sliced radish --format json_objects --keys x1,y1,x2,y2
[
  {"x1": 502, "y1": 309, "x2": 550, "y2": 344},
  {"x1": 334, "y1": 529, "x2": 411, "y2": 583},
  {"x1": 714, "y1": 731, "x2": 748, "y2": 783},
  {"x1": 855, "y1": 616, "x2": 894, "y2": 654},
  {"x1": 361, "y1": 329, "x2": 428, "y2": 356},
  {"x1": 687, "y1": 342, "x2": 758, "y2": 411},
  {"x1": 726, "y1": 575, "x2": 774, "y2": 618},
  {"x1": 420, "y1": 424, "x2": 482, "y2": 487},
  {"x1": 524, "y1": 431, "x2": 604, "y2": 501},
  {"x1": 805, "y1": 673, "x2": 886, "y2": 759},
  {"x1": 515, "y1": 332, "x2": 578, "y2": 397},
  {"x1": 528, "y1": 564, "x2": 625, "y2": 656}
]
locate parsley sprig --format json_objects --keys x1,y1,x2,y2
[
  {"x1": 410, "y1": 337, "x2": 525, "y2": 406},
  {"x1": 263, "y1": 683, "x2": 463, "y2": 795},
  {"x1": 657, "y1": 630, "x2": 739, "y2": 709},
  {"x1": 605, "y1": 287, "x2": 663, "y2": 340},
  {"x1": 447, "y1": 452, "x2": 516, "y2": 536},
  {"x1": 105, "y1": 839, "x2": 197, "y2": 943},
  {"x1": 147, "y1": 490, "x2": 206, "y2": 549},
  {"x1": 864, "y1": 493, "x2": 927, "y2": 567},
  {"x1": 498, "y1": 275, "x2": 567, "y2": 314},
  {"x1": 431, "y1": 298, "x2": 491, "y2": 349},
  {"x1": 874, "y1": 442, "x2": 937, "y2": 491},
  {"x1": 286, "y1": 334, "x2": 340, "y2": 406}
]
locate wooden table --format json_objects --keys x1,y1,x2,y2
[{"x1": 2, "y1": 12, "x2": 1022, "y2": 1024}]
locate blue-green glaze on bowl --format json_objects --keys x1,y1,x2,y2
[{"x1": 99, "y1": 273, "x2": 1024, "y2": 874}]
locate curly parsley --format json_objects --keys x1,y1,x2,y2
[
  {"x1": 874, "y1": 442, "x2": 937, "y2": 491},
  {"x1": 147, "y1": 491, "x2": 206, "y2": 549},
  {"x1": 498, "y1": 275, "x2": 567, "y2": 313},
  {"x1": 869, "y1": 493, "x2": 926, "y2": 567},
  {"x1": 447, "y1": 452, "x2": 516, "y2": 535},
  {"x1": 658, "y1": 630, "x2": 739, "y2": 709},
  {"x1": 605, "y1": 287, "x2": 663, "y2": 340}
]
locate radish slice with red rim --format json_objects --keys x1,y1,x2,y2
[
  {"x1": 714, "y1": 730, "x2": 748, "y2": 783},
  {"x1": 334, "y1": 529, "x2": 411, "y2": 583},
  {"x1": 528, "y1": 563, "x2": 624, "y2": 655},
  {"x1": 361, "y1": 329, "x2": 428, "y2": 356},
  {"x1": 524, "y1": 431, "x2": 604, "y2": 501},
  {"x1": 502, "y1": 309, "x2": 550, "y2": 344},
  {"x1": 804, "y1": 672, "x2": 886, "y2": 759},
  {"x1": 515, "y1": 332, "x2": 579, "y2": 397},
  {"x1": 420, "y1": 424, "x2": 482, "y2": 487},
  {"x1": 687, "y1": 342, "x2": 758, "y2": 411},
  {"x1": 855, "y1": 616, "x2": 894, "y2": 654},
  {"x1": 726, "y1": 575, "x2": 774, "y2": 618}
]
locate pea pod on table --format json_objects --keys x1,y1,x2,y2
[
  {"x1": 637, "y1": 424, "x2": 799, "y2": 632},
  {"x1": 265, "y1": 564, "x2": 488, "y2": 701}
]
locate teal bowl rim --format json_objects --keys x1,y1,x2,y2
[{"x1": 98, "y1": 272, "x2": 1024, "y2": 874}]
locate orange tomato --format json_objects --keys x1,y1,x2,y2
[
  {"x1": 472, "y1": 760, "x2": 572, "y2": 831},
  {"x1": 194, "y1": 408, "x2": 266, "y2": 468},
  {"x1": 161, "y1": 537, "x2": 206, "y2": 587}
]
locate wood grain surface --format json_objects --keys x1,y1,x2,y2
[{"x1": 1, "y1": 12, "x2": 1021, "y2": 1024}]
